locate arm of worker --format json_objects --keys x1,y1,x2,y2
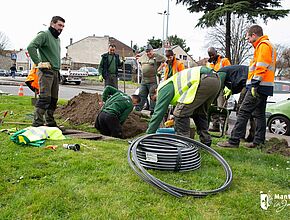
[
  {"x1": 102, "y1": 85, "x2": 118, "y2": 102},
  {"x1": 119, "y1": 105, "x2": 133, "y2": 124},
  {"x1": 178, "y1": 61, "x2": 185, "y2": 72},
  {"x1": 146, "y1": 84, "x2": 174, "y2": 134},
  {"x1": 157, "y1": 62, "x2": 166, "y2": 72},
  {"x1": 251, "y1": 44, "x2": 273, "y2": 87},
  {"x1": 222, "y1": 58, "x2": 231, "y2": 67},
  {"x1": 98, "y1": 57, "x2": 104, "y2": 77},
  {"x1": 27, "y1": 31, "x2": 46, "y2": 65},
  {"x1": 118, "y1": 55, "x2": 124, "y2": 68}
]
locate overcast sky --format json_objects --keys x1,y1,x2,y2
[{"x1": 1, "y1": 0, "x2": 290, "y2": 60}]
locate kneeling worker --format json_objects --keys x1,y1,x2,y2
[
  {"x1": 147, "y1": 66, "x2": 220, "y2": 147},
  {"x1": 95, "y1": 85, "x2": 141, "y2": 138}
]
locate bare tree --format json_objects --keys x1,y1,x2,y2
[
  {"x1": 0, "y1": 31, "x2": 11, "y2": 51},
  {"x1": 206, "y1": 15, "x2": 253, "y2": 65},
  {"x1": 276, "y1": 44, "x2": 290, "y2": 79}
]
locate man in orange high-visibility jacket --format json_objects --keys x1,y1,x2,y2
[
  {"x1": 206, "y1": 47, "x2": 231, "y2": 72},
  {"x1": 162, "y1": 49, "x2": 185, "y2": 80},
  {"x1": 218, "y1": 25, "x2": 276, "y2": 149}
]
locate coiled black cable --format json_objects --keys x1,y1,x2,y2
[{"x1": 128, "y1": 133, "x2": 233, "y2": 198}]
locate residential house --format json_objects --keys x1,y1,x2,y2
[
  {"x1": 65, "y1": 35, "x2": 134, "y2": 70},
  {"x1": 0, "y1": 50, "x2": 17, "y2": 71},
  {"x1": 138, "y1": 45, "x2": 198, "y2": 68},
  {"x1": 15, "y1": 49, "x2": 31, "y2": 71},
  {"x1": 196, "y1": 57, "x2": 208, "y2": 67}
]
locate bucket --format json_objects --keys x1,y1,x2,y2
[{"x1": 156, "y1": 127, "x2": 175, "y2": 134}]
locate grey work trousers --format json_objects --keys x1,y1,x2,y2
[
  {"x1": 33, "y1": 69, "x2": 59, "y2": 127},
  {"x1": 105, "y1": 74, "x2": 118, "y2": 89},
  {"x1": 135, "y1": 82, "x2": 156, "y2": 112},
  {"x1": 229, "y1": 90, "x2": 267, "y2": 145},
  {"x1": 174, "y1": 74, "x2": 221, "y2": 146}
]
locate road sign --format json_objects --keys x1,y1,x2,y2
[
  {"x1": 25, "y1": 51, "x2": 30, "y2": 58},
  {"x1": 11, "y1": 53, "x2": 17, "y2": 60}
]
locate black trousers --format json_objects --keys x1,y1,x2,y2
[
  {"x1": 229, "y1": 90, "x2": 267, "y2": 145},
  {"x1": 95, "y1": 111, "x2": 122, "y2": 138}
]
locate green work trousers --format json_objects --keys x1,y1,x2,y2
[
  {"x1": 174, "y1": 74, "x2": 220, "y2": 146},
  {"x1": 33, "y1": 69, "x2": 59, "y2": 127},
  {"x1": 146, "y1": 82, "x2": 174, "y2": 134}
]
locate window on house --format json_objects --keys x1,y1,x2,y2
[
  {"x1": 179, "y1": 55, "x2": 182, "y2": 59},
  {"x1": 183, "y1": 55, "x2": 187, "y2": 60}
]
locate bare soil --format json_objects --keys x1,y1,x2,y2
[
  {"x1": 263, "y1": 137, "x2": 290, "y2": 157},
  {"x1": 55, "y1": 91, "x2": 148, "y2": 138}
]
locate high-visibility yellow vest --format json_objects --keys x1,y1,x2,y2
[
  {"x1": 158, "y1": 66, "x2": 202, "y2": 105},
  {"x1": 12, "y1": 126, "x2": 66, "y2": 145}
]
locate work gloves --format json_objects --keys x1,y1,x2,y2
[
  {"x1": 223, "y1": 87, "x2": 232, "y2": 100},
  {"x1": 98, "y1": 75, "x2": 104, "y2": 82},
  {"x1": 37, "y1": 62, "x2": 51, "y2": 69},
  {"x1": 251, "y1": 86, "x2": 259, "y2": 98}
]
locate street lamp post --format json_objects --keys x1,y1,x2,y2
[
  {"x1": 166, "y1": 0, "x2": 170, "y2": 41},
  {"x1": 158, "y1": 10, "x2": 167, "y2": 55}
]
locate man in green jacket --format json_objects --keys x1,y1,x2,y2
[
  {"x1": 95, "y1": 86, "x2": 141, "y2": 138},
  {"x1": 146, "y1": 66, "x2": 220, "y2": 146},
  {"x1": 27, "y1": 16, "x2": 65, "y2": 127},
  {"x1": 98, "y1": 44, "x2": 123, "y2": 89}
]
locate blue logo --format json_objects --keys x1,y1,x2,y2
[{"x1": 11, "y1": 53, "x2": 17, "y2": 60}]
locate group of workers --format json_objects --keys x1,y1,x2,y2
[{"x1": 26, "y1": 15, "x2": 276, "y2": 148}]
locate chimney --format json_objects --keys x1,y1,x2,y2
[{"x1": 70, "y1": 38, "x2": 73, "y2": 45}]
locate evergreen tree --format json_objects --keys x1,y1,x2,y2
[
  {"x1": 168, "y1": 35, "x2": 190, "y2": 53},
  {"x1": 176, "y1": 0, "x2": 289, "y2": 61}
]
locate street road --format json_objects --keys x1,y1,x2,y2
[
  {"x1": 0, "y1": 77, "x2": 289, "y2": 142},
  {"x1": 0, "y1": 77, "x2": 137, "y2": 100}
]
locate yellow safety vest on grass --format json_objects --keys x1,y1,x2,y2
[{"x1": 11, "y1": 126, "x2": 66, "y2": 147}]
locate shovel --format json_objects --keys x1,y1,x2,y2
[{"x1": 0, "y1": 111, "x2": 9, "y2": 126}]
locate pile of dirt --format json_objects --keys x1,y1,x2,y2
[
  {"x1": 55, "y1": 91, "x2": 148, "y2": 138},
  {"x1": 263, "y1": 137, "x2": 290, "y2": 157}
]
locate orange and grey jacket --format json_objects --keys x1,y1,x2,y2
[
  {"x1": 164, "y1": 58, "x2": 185, "y2": 80},
  {"x1": 246, "y1": 35, "x2": 276, "y2": 96},
  {"x1": 25, "y1": 66, "x2": 39, "y2": 93},
  {"x1": 206, "y1": 55, "x2": 231, "y2": 71}
]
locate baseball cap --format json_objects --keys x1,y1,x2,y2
[{"x1": 145, "y1": 44, "x2": 153, "y2": 52}]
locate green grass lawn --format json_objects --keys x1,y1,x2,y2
[{"x1": 0, "y1": 95, "x2": 289, "y2": 219}]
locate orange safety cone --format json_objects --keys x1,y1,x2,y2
[{"x1": 18, "y1": 83, "x2": 24, "y2": 96}]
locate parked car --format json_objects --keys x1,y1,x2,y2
[
  {"x1": 118, "y1": 63, "x2": 134, "y2": 81},
  {"x1": 18, "y1": 70, "x2": 29, "y2": 77},
  {"x1": 118, "y1": 57, "x2": 142, "y2": 82},
  {"x1": 78, "y1": 67, "x2": 99, "y2": 76},
  {"x1": 267, "y1": 80, "x2": 290, "y2": 104},
  {"x1": 227, "y1": 80, "x2": 290, "y2": 111},
  {"x1": 0, "y1": 69, "x2": 9, "y2": 76},
  {"x1": 266, "y1": 99, "x2": 290, "y2": 136}
]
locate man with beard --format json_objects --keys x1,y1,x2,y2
[{"x1": 27, "y1": 16, "x2": 65, "y2": 127}]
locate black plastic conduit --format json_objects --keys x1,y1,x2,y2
[{"x1": 127, "y1": 133, "x2": 233, "y2": 198}]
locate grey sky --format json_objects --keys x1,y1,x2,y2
[{"x1": 1, "y1": 0, "x2": 290, "y2": 60}]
